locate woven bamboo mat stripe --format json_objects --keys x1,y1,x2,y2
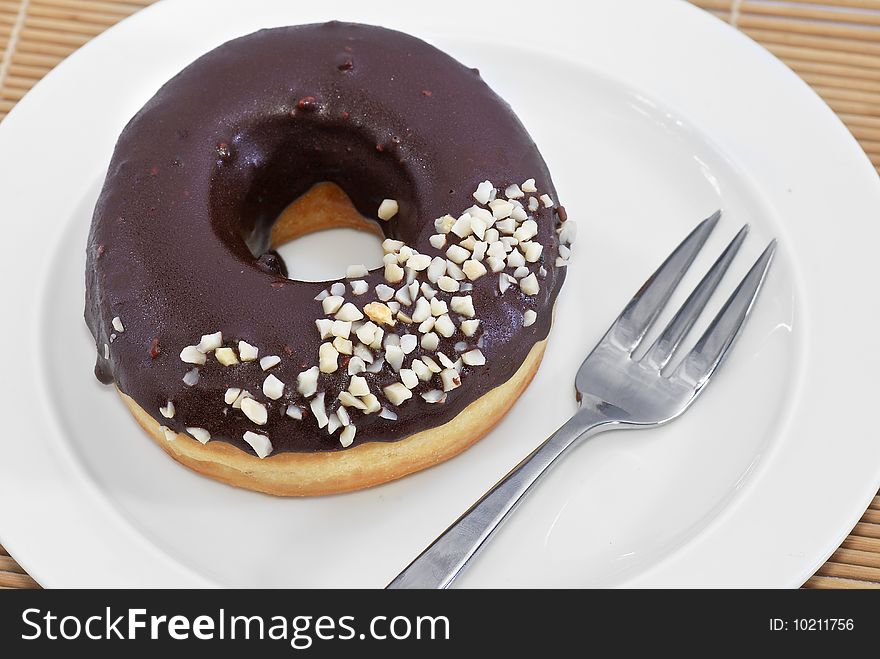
[{"x1": 0, "y1": 0, "x2": 878, "y2": 590}]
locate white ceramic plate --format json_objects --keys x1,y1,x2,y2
[{"x1": 1, "y1": 0, "x2": 879, "y2": 588}]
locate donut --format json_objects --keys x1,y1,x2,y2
[{"x1": 84, "y1": 22, "x2": 576, "y2": 496}]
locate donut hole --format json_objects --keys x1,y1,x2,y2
[
  {"x1": 270, "y1": 183, "x2": 385, "y2": 281},
  {"x1": 209, "y1": 115, "x2": 416, "y2": 282}
]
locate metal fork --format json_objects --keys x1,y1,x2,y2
[{"x1": 388, "y1": 211, "x2": 776, "y2": 589}]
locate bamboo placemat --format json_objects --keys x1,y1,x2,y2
[{"x1": 0, "y1": 0, "x2": 879, "y2": 589}]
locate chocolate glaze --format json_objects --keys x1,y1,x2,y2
[{"x1": 85, "y1": 22, "x2": 567, "y2": 455}]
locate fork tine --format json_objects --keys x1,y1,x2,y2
[
  {"x1": 642, "y1": 224, "x2": 749, "y2": 370},
  {"x1": 606, "y1": 210, "x2": 720, "y2": 352},
  {"x1": 674, "y1": 240, "x2": 777, "y2": 387}
]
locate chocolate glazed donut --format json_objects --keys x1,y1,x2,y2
[{"x1": 84, "y1": 22, "x2": 575, "y2": 495}]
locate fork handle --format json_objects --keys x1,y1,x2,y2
[{"x1": 386, "y1": 406, "x2": 613, "y2": 589}]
